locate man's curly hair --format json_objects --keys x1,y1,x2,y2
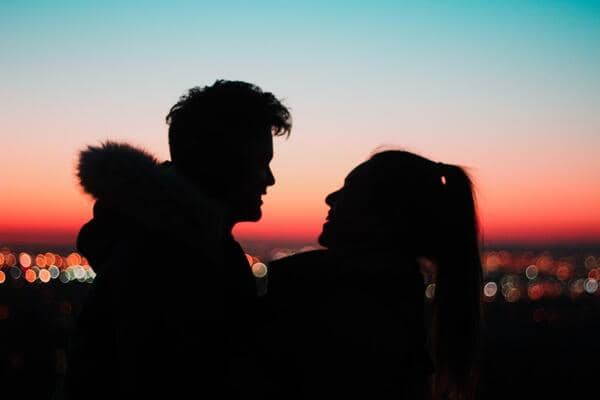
[{"x1": 166, "y1": 80, "x2": 291, "y2": 167}]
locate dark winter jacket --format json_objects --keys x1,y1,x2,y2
[{"x1": 61, "y1": 142, "x2": 259, "y2": 399}]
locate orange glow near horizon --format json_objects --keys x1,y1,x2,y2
[
  {"x1": 1, "y1": 127, "x2": 599, "y2": 248},
  {"x1": 1, "y1": 202, "x2": 599, "y2": 246},
  {"x1": 1, "y1": 183, "x2": 599, "y2": 246}
]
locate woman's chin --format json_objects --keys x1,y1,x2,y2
[{"x1": 317, "y1": 225, "x2": 332, "y2": 248}]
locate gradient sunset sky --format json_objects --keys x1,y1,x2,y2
[{"x1": 1, "y1": 1, "x2": 599, "y2": 246}]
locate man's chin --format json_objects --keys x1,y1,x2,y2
[{"x1": 236, "y1": 208, "x2": 262, "y2": 223}]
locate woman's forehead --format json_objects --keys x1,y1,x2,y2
[{"x1": 344, "y1": 161, "x2": 373, "y2": 184}]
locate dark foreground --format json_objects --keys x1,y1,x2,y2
[{"x1": 1, "y1": 267, "x2": 599, "y2": 399}]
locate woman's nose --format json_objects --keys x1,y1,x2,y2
[{"x1": 325, "y1": 189, "x2": 340, "y2": 206}]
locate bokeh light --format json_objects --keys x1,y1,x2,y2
[
  {"x1": 82, "y1": 266, "x2": 95, "y2": 282},
  {"x1": 24, "y1": 269, "x2": 36, "y2": 283},
  {"x1": 59, "y1": 271, "x2": 69, "y2": 283},
  {"x1": 87, "y1": 269, "x2": 97, "y2": 281},
  {"x1": 48, "y1": 265, "x2": 60, "y2": 279},
  {"x1": 73, "y1": 266, "x2": 85, "y2": 280},
  {"x1": 584, "y1": 256, "x2": 597, "y2": 270},
  {"x1": 528, "y1": 283, "x2": 544, "y2": 301},
  {"x1": 570, "y1": 279, "x2": 585, "y2": 297},
  {"x1": 425, "y1": 283, "x2": 436, "y2": 300},
  {"x1": 35, "y1": 254, "x2": 47, "y2": 268},
  {"x1": 505, "y1": 287, "x2": 521, "y2": 303},
  {"x1": 525, "y1": 265, "x2": 538, "y2": 280},
  {"x1": 0, "y1": 270, "x2": 5, "y2": 284},
  {"x1": 484, "y1": 282, "x2": 498, "y2": 298},
  {"x1": 485, "y1": 252, "x2": 501, "y2": 271},
  {"x1": 544, "y1": 280, "x2": 563, "y2": 298},
  {"x1": 65, "y1": 269, "x2": 75, "y2": 282},
  {"x1": 584, "y1": 278, "x2": 598, "y2": 294},
  {"x1": 39, "y1": 269, "x2": 51, "y2": 283},
  {"x1": 0, "y1": 246, "x2": 595, "y2": 305},
  {"x1": 251, "y1": 262, "x2": 268, "y2": 278},
  {"x1": 9, "y1": 266, "x2": 22, "y2": 280},
  {"x1": 45, "y1": 252, "x2": 56, "y2": 266},
  {"x1": 5, "y1": 253, "x2": 17, "y2": 267},
  {"x1": 536, "y1": 254, "x2": 554, "y2": 273},
  {"x1": 500, "y1": 275, "x2": 522, "y2": 299},
  {"x1": 19, "y1": 252, "x2": 32, "y2": 269},
  {"x1": 67, "y1": 253, "x2": 82, "y2": 267},
  {"x1": 556, "y1": 263, "x2": 572, "y2": 281}
]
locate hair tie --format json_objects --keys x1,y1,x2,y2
[{"x1": 438, "y1": 162, "x2": 447, "y2": 186}]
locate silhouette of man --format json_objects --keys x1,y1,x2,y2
[{"x1": 60, "y1": 80, "x2": 291, "y2": 399}]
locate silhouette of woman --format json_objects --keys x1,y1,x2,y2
[{"x1": 264, "y1": 150, "x2": 482, "y2": 400}]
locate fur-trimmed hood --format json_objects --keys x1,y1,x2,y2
[{"x1": 76, "y1": 141, "x2": 226, "y2": 266}]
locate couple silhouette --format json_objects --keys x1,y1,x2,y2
[{"x1": 59, "y1": 80, "x2": 482, "y2": 400}]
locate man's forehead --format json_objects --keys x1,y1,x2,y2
[{"x1": 240, "y1": 132, "x2": 273, "y2": 159}]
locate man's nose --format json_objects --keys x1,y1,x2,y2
[{"x1": 264, "y1": 166, "x2": 275, "y2": 187}]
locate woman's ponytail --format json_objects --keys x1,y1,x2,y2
[{"x1": 431, "y1": 164, "x2": 482, "y2": 400}]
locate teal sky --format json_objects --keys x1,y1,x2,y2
[{"x1": 1, "y1": 1, "x2": 599, "y2": 244}]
